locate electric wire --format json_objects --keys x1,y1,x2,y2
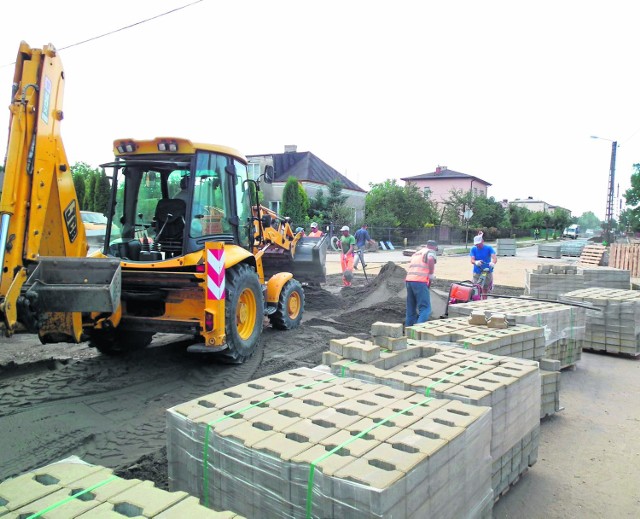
[{"x1": 0, "y1": 0, "x2": 204, "y2": 69}]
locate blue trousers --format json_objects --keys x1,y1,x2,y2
[{"x1": 405, "y1": 281, "x2": 432, "y2": 327}]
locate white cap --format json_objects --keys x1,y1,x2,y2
[
  {"x1": 310, "y1": 222, "x2": 318, "y2": 228},
  {"x1": 340, "y1": 225, "x2": 350, "y2": 232},
  {"x1": 473, "y1": 235, "x2": 483, "y2": 245}
]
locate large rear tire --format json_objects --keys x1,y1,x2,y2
[
  {"x1": 269, "y1": 279, "x2": 304, "y2": 330},
  {"x1": 89, "y1": 330, "x2": 155, "y2": 356},
  {"x1": 221, "y1": 263, "x2": 263, "y2": 364}
]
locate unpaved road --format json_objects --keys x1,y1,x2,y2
[{"x1": 1, "y1": 257, "x2": 639, "y2": 518}]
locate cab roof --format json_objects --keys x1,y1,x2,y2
[{"x1": 112, "y1": 137, "x2": 247, "y2": 164}]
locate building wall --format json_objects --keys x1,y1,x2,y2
[
  {"x1": 405, "y1": 178, "x2": 488, "y2": 205},
  {"x1": 510, "y1": 200, "x2": 549, "y2": 213}
]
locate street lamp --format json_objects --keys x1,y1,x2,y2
[{"x1": 590, "y1": 136, "x2": 618, "y2": 244}]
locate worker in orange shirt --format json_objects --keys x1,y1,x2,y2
[{"x1": 308, "y1": 222, "x2": 323, "y2": 237}]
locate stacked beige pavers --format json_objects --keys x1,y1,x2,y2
[
  {"x1": 166, "y1": 367, "x2": 494, "y2": 518},
  {"x1": 0, "y1": 456, "x2": 241, "y2": 518}
]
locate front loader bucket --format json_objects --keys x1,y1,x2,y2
[
  {"x1": 24, "y1": 257, "x2": 121, "y2": 313},
  {"x1": 262, "y1": 236, "x2": 328, "y2": 285}
]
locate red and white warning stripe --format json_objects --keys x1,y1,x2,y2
[{"x1": 206, "y1": 246, "x2": 225, "y2": 300}]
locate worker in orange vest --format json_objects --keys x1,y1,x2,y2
[{"x1": 405, "y1": 240, "x2": 438, "y2": 326}]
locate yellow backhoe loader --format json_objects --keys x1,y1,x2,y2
[{"x1": 0, "y1": 42, "x2": 326, "y2": 362}]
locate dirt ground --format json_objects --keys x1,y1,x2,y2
[{"x1": 0, "y1": 258, "x2": 638, "y2": 518}]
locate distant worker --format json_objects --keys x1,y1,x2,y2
[
  {"x1": 534, "y1": 228, "x2": 540, "y2": 240},
  {"x1": 353, "y1": 223, "x2": 376, "y2": 270},
  {"x1": 470, "y1": 234, "x2": 497, "y2": 297},
  {"x1": 339, "y1": 225, "x2": 356, "y2": 287},
  {"x1": 405, "y1": 240, "x2": 438, "y2": 326},
  {"x1": 308, "y1": 222, "x2": 323, "y2": 237},
  {"x1": 295, "y1": 226, "x2": 305, "y2": 236}
]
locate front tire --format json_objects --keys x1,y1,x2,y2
[
  {"x1": 88, "y1": 330, "x2": 155, "y2": 356},
  {"x1": 269, "y1": 279, "x2": 304, "y2": 330},
  {"x1": 222, "y1": 263, "x2": 263, "y2": 363}
]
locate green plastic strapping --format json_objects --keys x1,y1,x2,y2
[
  {"x1": 305, "y1": 396, "x2": 434, "y2": 519},
  {"x1": 341, "y1": 359, "x2": 359, "y2": 377},
  {"x1": 202, "y1": 375, "x2": 338, "y2": 507},
  {"x1": 26, "y1": 475, "x2": 118, "y2": 519},
  {"x1": 424, "y1": 354, "x2": 496, "y2": 397}
]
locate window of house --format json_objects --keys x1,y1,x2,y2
[
  {"x1": 473, "y1": 187, "x2": 478, "y2": 195},
  {"x1": 270, "y1": 201, "x2": 281, "y2": 215},
  {"x1": 423, "y1": 187, "x2": 432, "y2": 197},
  {"x1": 247, "y1": 163, "x2": 260, "y2": 180}
]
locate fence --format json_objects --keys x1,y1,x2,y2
[
  {"x1": 609, "y1": 243, "x2": 640, "y2": 277},
  {"x1": 366, "y1": 226, "x2": 534, "y2": 247}
]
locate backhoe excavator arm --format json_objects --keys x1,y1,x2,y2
[{"x1": 0, "y1": 42, "x2": 91, "y2": 338}]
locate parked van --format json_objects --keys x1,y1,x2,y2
[{"x1": 562, "y1": 224, "x2": 580, "y2": 239}]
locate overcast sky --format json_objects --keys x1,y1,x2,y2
[{"x1": 1, "y1": 0, "x2": 638, "y2": 220}]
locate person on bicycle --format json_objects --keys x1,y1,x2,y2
[{"x1": 470, "y1": 234, "x2": 497, "y2": 297}]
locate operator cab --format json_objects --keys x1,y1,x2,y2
[{"x1": 100, "y1": 138, "x2": 252, "y2": 262}]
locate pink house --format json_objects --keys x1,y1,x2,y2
[{"x1": 401, "y1": 166, "x2": 491, "y2": 206}]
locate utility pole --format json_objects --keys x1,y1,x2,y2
[{"x1": 605, "y1": 141, "x2": 617, "y2": 244}]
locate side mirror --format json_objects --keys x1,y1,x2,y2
[{"x1": 263, "y1": 165, "x2": 274, "y2": 184}]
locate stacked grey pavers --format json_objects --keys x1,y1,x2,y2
[
  {"x1": 0, "y1": 457, "x2": 240, "y2": 518},
  {"x1": 446, "y1": 299, "x2": 586, "y2": 369},
  {"x1": 537, "y1": 243, "x2": 562, "y2": 258},
  {"x1": 326, "y1": 327, "x2": 541, "y2": 500},
  {"x1": 496, "y1": 238, "x2": 516, "y2": 257},
  {"x1": 562, "y1": 288, "x2": 640, "y2": 356},
  {"x1": 560, "y1": 239, "x2": 589, "y2": 257},
  {"x1": 539, "y1": 359, "x2": 561, "y2": 417},
  {"x1": 403, "y1": 315, "x2": 561, "y2": 418},
  {"x1": 525, "y1": 265, "x2": 631, "y2": 300},
  {"x1": 166, "y1": 367, "x2": 494, "y2": 518}
]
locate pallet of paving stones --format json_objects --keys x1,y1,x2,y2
[
  {"x1": 562, "y1": 288, "x2": 640, "y2": 357},
  {"x1": 496, "y1": 239, "x2": 516, "y2": 257},
  {"x1": 537, "y1": 244, "x2": 562, "y2": 258},
  {"x1": 396, "y1": 315, "x2": 563, "y2": 417},
  {"x1": 325, "y1": 323, "x2": 542, "y2": 500},
  {"x1": 444, "y1": 299, "x2": 585, "y2": 369},
  {"x1": 561, "y1": 239, "x2": 588, "y2": 257},
  {"x1": 0, "y1": 456, "x2": 241, "y2": 518},
  {"x1": 525, "y1": 264, "x2": 630, "y2": 300},
  {"x1": 166, "y1": 367, "x2": 495, "y2": 519}
]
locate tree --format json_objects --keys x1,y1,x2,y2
[
  {"x1": 619, "y1": 209, "x2": 640, "y2": 233},
  {"x1": 365, "y1": 179, "x2": 437, "y2": 228},
  {"x1": 623, "y1": 163, "x2": 640, "y2": 230},
  {"x1": 72, "y1": 171, "x2": 86, "y2": 208},
  {"x1": 70, "y1": 162, "x2": 103, "y2": 211},
  {"x1": 93, "y1": 170, "x2": 111, "y2": 214},
  {"x1": 325, "y1": 180, "x2": 352, "y2": 227},
  {"x1": 551, "y1": 208, "x2": 571, "y2": 233},
  {"x1": 577, "y1": 211, "x2": 600, "y2": 231},
  {"x1": 469, "y1": 195, "x2": 505, "y2": 230},
  {"x1": 441, "y1": 189, "x2": 473, "y2": 227},
  {"x1": 281, "y1": 176, "x2": 309, "y2": 226},
  {"x1": 309, "y1": 188, "x2": 327, "y2": 222},
  {"x1": 441, "y1": 190, "x2": 504, "y2": 230}
]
